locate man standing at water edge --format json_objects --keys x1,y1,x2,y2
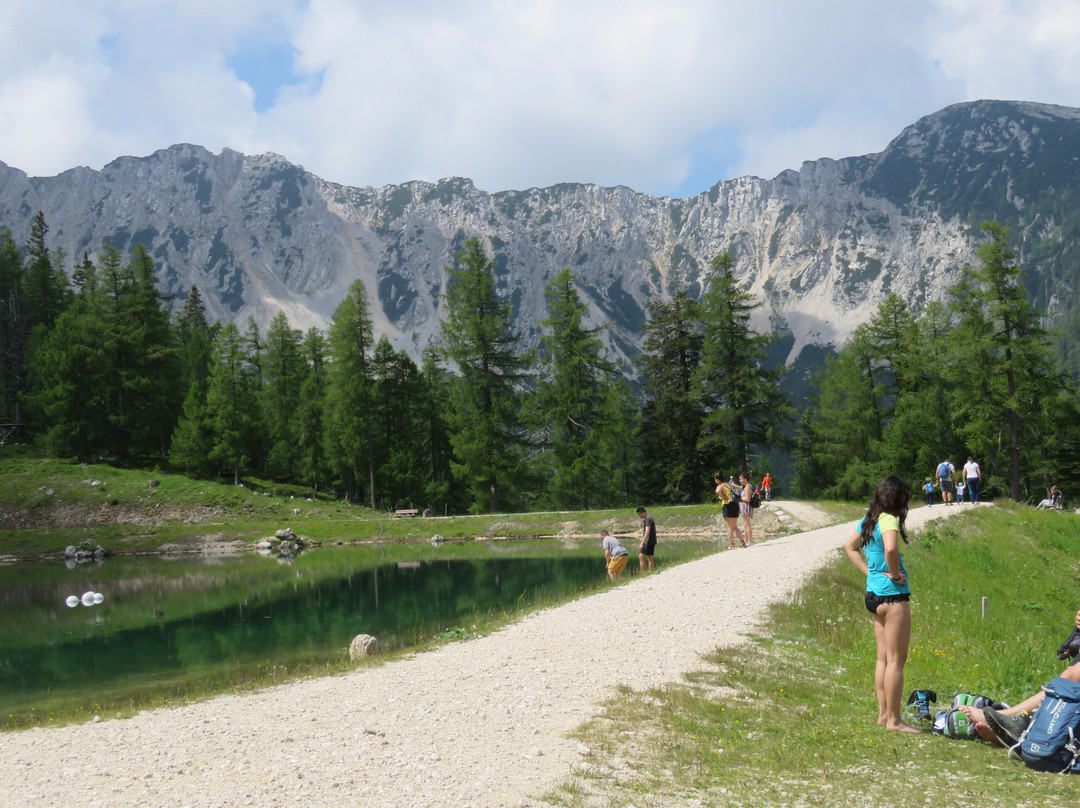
[{"x1": 637, "y1": 506, "x2": 656, "y2": 573}]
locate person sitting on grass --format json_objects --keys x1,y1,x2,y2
[
  {"x1": 601, "y1": 530, "x2": 629, "y2": 581},
  {"x1": 956, "y1": 609, "x2": 1080, "y2": 746}
]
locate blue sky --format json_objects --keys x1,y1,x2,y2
[{"x1": 3, "y1": 0, "x2": 1080, "y2": 198}]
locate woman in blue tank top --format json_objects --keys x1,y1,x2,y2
[{"x1": 844, "y1": 475, "x2": 920, "y2": 733}]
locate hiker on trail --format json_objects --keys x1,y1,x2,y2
[
  {"x1": 738, "y1": 473, "x2": 755, "y2": 547},
  {"x1": 636, "y1": 506, "x2": 656, "y2": 573},
  {"x1": 761, "y1": 472, "x2": 773, "y2": 501},
  {"x1": 962, "y1": 456, "x2": 982, "y2": 505},
  {"x1": 601, "y1": 530, "x2": 629, "y2": 580},
  {"x1": 844, "y1": 475, "x2": 920, "y2": 733},
  {"x1": 923, "y1": 478, "x2": 935, "y2": 507},
  {"x1": 715, "y1": 473, "x2": 746, "y2": 550},
  {"x1": 935, "y1": 459, "x2": 957, "y2": 505}
]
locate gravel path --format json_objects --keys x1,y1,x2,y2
[{"x1": 1, "y1": 503, "x2": 958, "y2": 808}]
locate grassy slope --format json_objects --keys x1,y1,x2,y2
[
  {"x1": 548, "y1": 503, "x2": 1080, "y2": 808},
  {"x1": 0, "y1": 455, "x2": 722, "y2": 557}
]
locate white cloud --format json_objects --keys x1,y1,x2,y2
[{"x1": 2, "y1": 0, "x2": 1080, "y2": 195}]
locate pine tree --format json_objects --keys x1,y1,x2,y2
[
  {"x1": 294, "y1": 328, "x2": 329, "y2": 495},
  {"x1": 205, "y1": 322, "x2": 259, "y2": 485},
  {"x1": 947, "y1": 221, "x2": 1065, "y2": 500},
  {"x1": 371, "y1": 336, "x2": 426, "y2": 507},
  {"x1": 418, "y1": 345, "x2": 456, "y2": 511},
  {"x1": 0, "y1": 229, "x2": 27, "y2": 427},
  {"x1": 694, "y1": 252, "x2": 791, "y2": 477},
  {"x1": 637, "y1": 275, "x2": 704, "y2": 502},
  {"x1": 262, "y1": 311, "x2": 305, "y2": 480},
  {"x1": 530, "y1": 268, "x2": 614, "y2": 509},
  {"x1": 325, "y1": 281, "x2": 377, "y2": 506},
  {"x1": 23, "y1": 211, "x2": 69, "y2": 331},
  {"x1": 438, "y1": 237, "x2": 531, "y2": 513}
]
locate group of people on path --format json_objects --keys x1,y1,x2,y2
[
  {"x1": 714, "y1": 473, "x2": 760, "y2": 550},
  {"x1": 924, "y1": 456, "x2": 983, "y2": 506},
  {"x1": 600, "y1": 506, "x2": 657, "y2": 581},
  {"x1": 603, "y1": 470, "x2": 769, "y2": 580}
]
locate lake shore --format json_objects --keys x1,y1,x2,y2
[{"x1": 0, "y1": 502, "x2": 959, "y2": 808}]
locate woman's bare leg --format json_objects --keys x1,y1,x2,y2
[{"x1": 875, "y1": 601, "x2": 921, "y2": 732}]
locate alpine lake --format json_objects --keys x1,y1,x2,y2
[{"x1": 0, "y1": 535, "x2": 720, "y2": 730}]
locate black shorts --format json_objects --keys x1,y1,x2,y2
[
  {"x1": 939, "y1": 478, "x2": 954, "y2": 493},
  {"x1": 721, "y1": 503, "x2": 739, "y2": 519},
  {"x1": 640, "y1": 540, "x2": 656, "y2": 556},
  {"x1": 865, "y1": 592, "x2": 910, "y2": 614}
]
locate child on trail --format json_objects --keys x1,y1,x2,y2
[
  {"x1": 923, "y1": 478, "x2": 935, "y2": 507},
  {"x1": 601, "y1": 530, "x2": 629, "y2": 580},
  {"x1": 845, "y1": 475, "x2": 920, "y2": 733}
]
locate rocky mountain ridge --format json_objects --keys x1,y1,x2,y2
[{"x1": 2, "y1": 99, "x2": 1078, "y2": 375}]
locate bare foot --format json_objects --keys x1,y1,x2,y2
[
  {"x1": 956, "y1": 705, "x2": 1003, "y2": 745},
  {"x1": 886, "y1": 720, "x2": 923, "y2": 733}
]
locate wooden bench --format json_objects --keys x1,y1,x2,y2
[{"x1": 394, "y1": 508, "x2": 420, "y2": 517}]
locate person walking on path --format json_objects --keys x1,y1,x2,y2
[
  {"x1": 738, "y1": 472, "x2": 755, "y2": 547},
  {"x1": 636, "y1": 506, "x2": 657, "y2": 572},
  {"x1": 963, "y1": 456, "x2": 981, "y2": 505},
  {"x1": 761, "y1": 472, "x2": 773, "y2": 501},
  {"x1": 935, "y1": 458, "x2": 957, "y2": 505},
  {"x1": 715, "y1": 474, "x2": 746, "y2": 550},
  {"x1": 844, "y1": 475, "x2": 921, "y2": 733},
  {"x1": 923, "y1": 478, "x2": 935, "y2": 507},
  {"x1": 600, "y1": 530, "x2": 629, "y2": 580}
]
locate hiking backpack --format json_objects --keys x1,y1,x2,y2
[
  {"x1": 930, "y1": 693, "x2": 1002, "y2": 740},
  {"x1": 1015, "y1": 676, "x2": 1080, "y2": 773}
]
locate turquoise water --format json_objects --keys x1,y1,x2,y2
[{"x1": 0, "y1": 539, "x2": 717, "y2": 726}]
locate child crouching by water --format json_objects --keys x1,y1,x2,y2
[
  {"x1": 844, "y1": 475, "x2": 921, "y2": 733},
  {"x1": 601, "y1": 530, "x2": 629, "y2": 580}
]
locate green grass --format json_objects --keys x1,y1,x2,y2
[
  {"x1": 0, "y1": 453, "x2": 729, "y2": 557},
  {"x1": 547, "y1": 503, "x2": 1080, "y2": 807}
]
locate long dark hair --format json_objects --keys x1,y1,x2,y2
[{"x1": 860, "y1": 475, "x2": 911, "y2": 547}]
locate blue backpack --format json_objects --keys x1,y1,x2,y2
[{"x1": 1016, "y1": 677, "x2": 1080, "y2": 773}]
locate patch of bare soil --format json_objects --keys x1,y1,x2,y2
[{"x1": 0, "y1": 500, "x2": 226, "y2": 529}]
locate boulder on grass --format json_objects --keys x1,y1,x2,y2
[{"x1": 349, "y1": 634, "x2": 382, "y2": 661}]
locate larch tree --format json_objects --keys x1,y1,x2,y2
[{"x1": 438, "y1": 237, "x2": 531, "y2": 513}]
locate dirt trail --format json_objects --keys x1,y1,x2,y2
[{"x1": 0, "y1": 503, "x2": 960, "y2": 808}]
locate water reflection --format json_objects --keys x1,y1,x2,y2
[{"x1": 0, "y1": 540, "x2": 716, "y2": 724}]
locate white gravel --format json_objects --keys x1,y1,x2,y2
[{"x1": 0, "y1": 503, "x2": 958, "y2": 808}]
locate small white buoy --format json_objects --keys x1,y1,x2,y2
[
  {"x1": 65, "y1": 595, "x2": 79, "y2": 608},
  {"x1": 93, "y1": 592, "x2": 104, "y2": 604},
  {"x1": 81, "y1": 591, "x2": 96, "y2": 607}
]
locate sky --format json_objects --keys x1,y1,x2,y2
[{"x1": 3, "y1": 0, "x2": 1080, "y2": 199}]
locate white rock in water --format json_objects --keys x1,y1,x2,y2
[
  {"x1": 93, "y1": 592, "x2": 105, "y2": 604},
  {"x1": 81, "y1": 591, "x2": 96, "y2": 607},
  {"x1": 65, "y1": 595, "x2": 80, "y2": 608}
]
